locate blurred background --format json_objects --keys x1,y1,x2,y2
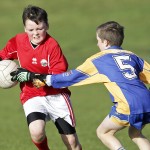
[{"x1": 0, "y1": 0, "x2": 150, "y2": 149}]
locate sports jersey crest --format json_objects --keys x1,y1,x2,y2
[{"x1": 40, "y1": 59, "x2": 48, "y2": 67}]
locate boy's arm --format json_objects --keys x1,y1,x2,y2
[
  {"x1": 10, "y1": 58, "x2": 110, "y2": 88},
  {"x1": 139, "y1": 61, "x2": 150, "y2": 84},
  {"x1": 0, "y1": 36, "x2": 18, "y2": 60},
  {"x1": 32, "y1": 59, "x2": 98, "y2": 88},
  {"x1": 45, "y1": 58, "x2": 109, "y2": 88}
]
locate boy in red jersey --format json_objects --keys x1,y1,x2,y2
[
  {"x1": 0, "y1": 5, "x2": 82, "y2": 150},
  {"x1": 12, "y1": 21, "x2": 150, "y2": 150}
]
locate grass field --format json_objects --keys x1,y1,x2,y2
[{"x1": 0, "y1": 0, "x2": 150, "y2": 150}]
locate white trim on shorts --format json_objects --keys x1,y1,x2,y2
[{"x1": 61, "y1": 93, "x2": 76, "y2": 126}]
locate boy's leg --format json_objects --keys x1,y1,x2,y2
[
  {"x1": 61, "y1": 133, "x2": 82, "y2": 150},
  {"x1": 23, "y1": 97, "x2": 50, "y2": 150},
  {"x1": 55, "y1": 117, "x2": 82, "y2": 150},
  {"x1": 128, "y1": 126, "x2": 150, "y2": 150},
  {"x1": 29, "y1": 119, "x2": 50, "y2": 150},
  {"x1": 96, "y1": 115, "x2": 125, "y2": 150},
  {"x1": 48, "y1": 93, "x2": 82, "y2": 150}
]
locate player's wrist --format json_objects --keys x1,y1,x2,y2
[
  {"x1": 32, "y1": 74, "x2": 49, "y2": 88},
  {"x1": 45, "y1": 75, "x2": 52, "y2": 86},
  {"x1": 34, "y1": 74, "x2": 47, "y2": 83},
  {"x1": 29, "y1": 72, "x2": 37, "y2": 81}
]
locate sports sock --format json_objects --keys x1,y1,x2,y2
[{"x1": 32, "y1": 136, "x2": 50, "y2": 150}]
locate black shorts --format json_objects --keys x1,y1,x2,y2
[{"x1": 27, "y1": 112, "x2": 76, "y2": 134}]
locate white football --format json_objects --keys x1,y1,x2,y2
[{"x1": 0, "y1": 60, "x2": 19, "y2": 89}]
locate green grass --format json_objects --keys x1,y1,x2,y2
[{"x1": 0, "y1": 0, "x2": 150, "y2": 150}]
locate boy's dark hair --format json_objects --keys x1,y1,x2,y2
[
  {"x1": 22, "y1": 5, "x2": 49, "y2": 27},
  {"x1": 96, "y1": 21, "x2": 124, "y2": 46}
]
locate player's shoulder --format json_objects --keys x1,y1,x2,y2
[
  {"x1": 45, "y1": 34, "x2": 60, "y2": 46},
  {"x1": 15, "y1": 33, "x2": 28, "y2": 40},
  {"x1": 120, "y1": 49, "x2": 140, "y2": 59},
  {"x1": 8, "y1": 33, "x2": 28, "y2": 43},
  {"x1": 86, "y1": 50, "x2": 112, "y2": 61},
  {"x1": 87, "y1": 49, "x2": 136, "y2": 61},
  {"x1": 106, "y1": 49, "x2": 135, "y2": 55}
]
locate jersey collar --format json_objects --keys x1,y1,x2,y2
[{"x1": 107, "y1": 46, "x2": 122, "y2": 50}]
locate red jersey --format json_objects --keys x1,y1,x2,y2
[{"x1": 0, "y1": 33, "x2": 70, "y2": 104}]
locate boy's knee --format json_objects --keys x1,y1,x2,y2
[
  {"x1": 128, "y1": 128, "x2": 142, "y2": 140},
  {"x1": 30, "y1": 129, "x2": 45, "y2": 142},
  {"x1": 69, "y1": 136, "x2": 78, "y2": 146},
  {"x1": 96, "y1": 127, "x2": 103, "y2": 139}
]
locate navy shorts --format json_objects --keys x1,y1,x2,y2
[{"x1": 109, "y1": 106, "x2": 150, "y2": 130}]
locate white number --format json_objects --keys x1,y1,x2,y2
[{"x1": 113, "y1": 55, "x2": 137, "y2": 80}]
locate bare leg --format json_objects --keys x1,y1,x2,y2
[
  {"x1": 29, "y1": 120, "x2": 50, "y2": 150},
  {"x1": 128, "y1": 126, "x2": 150, "y2": 150},
  {"x1": 29, "y1": 120, "x2": 46, "y2": 142},
  {"x1": 96, "y1": 115, "x2": 125, "y2": 150},
  {"x1": 61, "y1": 133, "x2": 82, "y2": 150}
]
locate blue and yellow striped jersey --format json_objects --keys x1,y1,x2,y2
[{"x1": 51, "y1": 49, "x2": 150, "y2": 115}]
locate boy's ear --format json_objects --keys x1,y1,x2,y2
[{"x1": 104, "y1": 39, "x2": 110, "y2": 46}]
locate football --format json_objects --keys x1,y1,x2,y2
[{"x1": 0, "y1": 60, "x2": 19, "y2": 89}]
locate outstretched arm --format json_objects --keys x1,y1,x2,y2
[
  {"x1": 35, "y1": 58, "x2": 108, "y2": 88},
  {"x1": 10, "y1": 58, "x2": 108, "y2": 88}
]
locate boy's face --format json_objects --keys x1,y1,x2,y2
[
  {"x1": 96, "y1": 33, "x2": 110, "y2": 51},
  {"x1": 24, "y1": 19, "x2": 48, "y2": 45}
]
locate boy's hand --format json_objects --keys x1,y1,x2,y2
[
  {"x1": 10, "y1": 68, "x2": 35, "y2": 82},
  {"x1": 32, "y1": 74, "x2": 47, "y2": 88},
  {"x1": 33, "y1": 79, "x2": 46, "y2": 88}
]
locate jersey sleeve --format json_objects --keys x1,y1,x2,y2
[
  {"x1": 51, "y1": 58, "x2": 110, "y2": 88},
  {"x1": 0, "y1": 36, "x2": 18, "y2": 60},
  {"x1": 48, "y1": 43, "x2": 68, "y2": 74},
  {"x1": 139, "y1": 60, "x2": 150, "y2": 84}
]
